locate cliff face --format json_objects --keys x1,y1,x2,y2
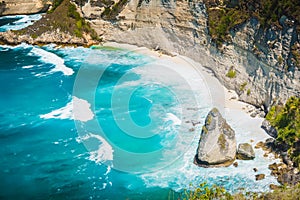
[
  {"x1": 0, "y1": 0, "x2": 51, "y2": 16},
  {"x1": 79, "y1": 0, "x2": 299, "y2": 109}
]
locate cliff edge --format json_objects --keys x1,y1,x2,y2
[{"x1": 0, "y1": 0, "x2": 51, "y2": 16}]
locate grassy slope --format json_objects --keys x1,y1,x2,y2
[
  {"x1": 204, "y1": 0, "x2": 300, "y2": 45},
  {"x1": 183, "y1": 182, "x2": 300, "y2": 200},
  {"x1": 266, "y1": 96, "x2": 300, "y2": 169},
  {"x1": 15, "y1": 0, "x2": 98, "y2": 40}
]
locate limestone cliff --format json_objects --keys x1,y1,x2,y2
[
  {"x1": 0, "y1": 0, "x2": 51, "y2": 16},
  {"x1": 75, "y1": 0, "x2": 300, "y2": 110}
]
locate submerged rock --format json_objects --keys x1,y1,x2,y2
[
  {"x1": 194, "y1": 108, "x2": 236, "y2": 167},
  {"x1": 237, "y1": 143, "x2": 255, "y2": 160}
]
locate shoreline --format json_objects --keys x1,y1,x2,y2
[
  {"x1": 103, "y1": 41, "x2": 260, "y2": 115},
  {"x1": 0, "y1": 40, "x2": 283, "y2": 191},
  {"x1": 103, "y1": 42, "x2": 284, "y2": 191}
]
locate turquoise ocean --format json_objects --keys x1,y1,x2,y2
[{"x1": 0, "y1": 14, "x2": 279, "y2": 199}]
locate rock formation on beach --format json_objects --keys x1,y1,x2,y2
[
  {"x1": 194, "y1": 108, "x2": 236, "y2": 167},
  {"x1": 236, "y1": 143, "x2": 255, "y2": 160}
]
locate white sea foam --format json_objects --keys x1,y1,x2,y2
[
  {"x1": 85, "y1": 47, "x2": 153, "y2": 67},
  {"x1": 165, "y1": 113, "x2": 181, "y2": 126},
  {"x1": 0, "y1": 43, "x2": 32, "y2": 50},
  {"x1": 121, "y1": 55, "x2": 280, "y2": 193},
  {"x1": 30, "y1": 47, "x2": 74, "y2": 76},
  {"x1": 40, "y1": 101, "x2": 73, "y2": 120},
  {"x1": 141, "y1": 107, "x2": 280, "y2": 193},
  {"x1": 22, "y1": 65, "x2": 34, "y2": 69},
  {"x1": 72, "y1": 96, "x2": 94, "y2": 122},
  {"x1": 0, "y1": 14, "x2": 42, "y2": 31},
  {"x1": 40, "y1": 96, "x2": 94, "y2": 122},
  {"x1": 79, "y1": 133, "x2": 114, "y2": 162}
]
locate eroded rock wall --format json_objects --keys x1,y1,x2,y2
[{"x1": 0, "y1": 0, "x2": 51, "y2": 16}]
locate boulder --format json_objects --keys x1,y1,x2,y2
[
  {"x1": 261, "y1": 120, "x2": 278, "y2": 138},
  {"x1": 194, "y1": 108, "x2": 236, "y2": 167},
  {"x1": 255, "y1": 174, "x2": 265, "y2": 181},
  {"x1": 236, "y1": 143, "x2": 255, "y2": 160},
  {"x1": 233, "y1": 161, "x2": 238, "y2": 167}
]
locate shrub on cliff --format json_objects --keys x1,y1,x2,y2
[
  {"x1": 101, "y1": 0, "x2": 128, "y2": 20},
  {"x1": 204, "y1": 0, "x2": 300, "y2": 45},
  {"x1": 15, "y1": 0, "x2": 99, "y2": 41},
  {"x1": 182, "y1": 183, "x2": 232, "y2": 200},
  {"x1": 182, "y1": 182, "x2": 300, "y2": 199},
  {"x1": 48, "y1": 0, "x2": 64, "y2": 13},
  {"x1": 266, "y1": 96, "x2": 300, "y2": 168}
]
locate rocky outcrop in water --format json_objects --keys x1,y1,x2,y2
[
  {"x1": 236, "y1": 143, "x2": 255, "y2": 160},
  {"x1": 194, "y1": 108, "x2": 236, "y2": 167},
  {"x1": 0, "y1": 0, "x2": 51, "y2": 16}
]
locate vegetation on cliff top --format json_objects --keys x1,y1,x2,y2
[
  {"x1": 266, "y1": 96, "x2": 300, "y2": 169},
  {"x1": 101, "y1": 0, "x2": 128, "y2": 20},
  {"x1": 15, "y1": 0, "x2": 98, "y2": 41},
  {"x1": 204, "y1": 0, "x2": 300, "y2": 46},
  {"x1": 47, "y1": 0, "x2": 64, "y2": 13},
  {"x1": 183, "y1": 182, "x2": 300, "y2": 200}
]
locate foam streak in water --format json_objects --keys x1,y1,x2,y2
[
  {"x1": 0, "y1": 14, "x2": 42, "y2": 32},
  {"x1": 88, "y1": 133, "x2": 114, "y2": 162},
  {"x1": 40, "y1": 96, "x2": 94, "y2": 122},
  {"x1": 30, "y1": 47, "x2": 74, "y2": 76},
  {"x1": 77, "y1": 133, "x2": 114, "y2": 162}
]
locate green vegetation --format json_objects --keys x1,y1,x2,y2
[
  {"x1": 206, "y1": 115, "x2": 212, "y2": 125},
  {"x1": 91, "y1": 45, "x2": 124, "y2": 51},
  {"x1": 182, "y1": 182, "x2": 300, "y2": 200},
  {"x1": 218, "y1": 134, "x2": 226, "y2": 150},
  {"x1": 239, "y1": 82, "x2": 247, "y2": 91},
  {"x1": 278, "y1": 55, "x2": 283, "y2": 65},
  {"x1": 15, "y1": 0, "x2": 99, "y2": 42},
  {"x1": 266, "y1": 96, "x2": 300, "y2": 168},
  {"x1": 202, "y1": 126, "x2": 208, "y2": 134},
  {"x1": 247, "y1": 89, "x2": 251, "y2": 96},
  {"x1": 30, "y1": 33, "x2": 38, "y2": 39},
  {"x1": 182, "y1": 183, "x2": 232, "y2": 200},
  {"x1": 226, "y1": 67, "x2": 236, "y2": 78},
  {"x1": 204, "y1": 0, "x2": 300, "y2": 46},
  {"x1": 291, "y1": 44, "x2": 300, "y2": 68},
  {"x1": 206, "y1": 6, "x2": 249, "y2": 45},
  {"x1": 67, "y1": 3, "x2": 98, "y2": 39},
  {"x1": 47, "y1": 0, "x2": 64, "y2": 13},
  {"x1": 101, "y1": 0, "x2": 128, "y2": 20}
]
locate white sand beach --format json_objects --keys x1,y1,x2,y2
[{"x1": 102, "y1": 42, "x2": 280, "y2": 192}]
